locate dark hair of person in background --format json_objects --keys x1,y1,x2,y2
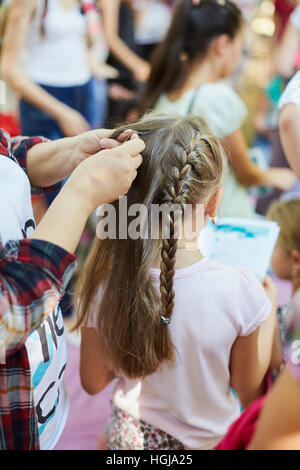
[{"x1": 140, "y1": 0, "x2": 243, "y2": 113}]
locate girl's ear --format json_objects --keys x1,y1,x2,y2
[
  {"x1": 214, "y1": 34, "x2": 231, "y2": 57},
  {"x1": 205, "y1": 187, "x2": 223, "y2": 218}
]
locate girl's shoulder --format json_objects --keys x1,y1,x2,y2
[
  {"x1": 192, "y1": 81, "x2": 248, "y2": 139},
  {"x1": 195, "y1": 81, "x2": 244, "y2": 102},
  {"x1": 171, "y1": 258, "x2": 271, "y2": 336},
  {"x1": 154, "y1": 89, "x2": 193, "y2": 115},
  {"x1": 166, "y1": 256, "x2": 263, "y2": 295},
  {"x1": 210, "y1": 261, "x2": 271, "y2": 336},
  {"x1": 279, "y1": 71, "x2": 300, "y2": 111},
  {"x1": 201, "y1": 258, "x2": 262, "y2": 288}
]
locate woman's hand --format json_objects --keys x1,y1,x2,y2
[
  {"x1": 133, "y1": 60, "x2": 151, "y2": 83},
  {"x1": 56, "y1": 106, "x2": 91, "y2": 137},
  {"x1": 67, "y1": 133, "x2": 144, "y2": 212},
  {"x1": 26, "y1": 128, "x2": 136, "y2": 188},
  {"x1": 66, "y1": 128, "x2": 137, "y2": 172},
  {"x1": 265, "y1": 167, "x2": 296, "y2": 192},
  {"x1": 108, "y1": 83, "x2": 135, "y2": 101},
  {"x1": 31, "y1": 134, "x2": 145, "y2": 253}
]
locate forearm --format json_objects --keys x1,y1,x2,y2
[
  {"x1": 236, "y1": 381, "x2": 267, "y2": 410},
  {"x1": 81, "y1": 366, "x2": 115, "y2": 395},
  {"x1": 276, "y1": 23, "x2": 300, "y2": 79},
  {"x1": 100, "y1": 0, "x2": 147, "y2": 75},
  {"x1": 106, "y1": 35, "x2": 146, "y2": 74},
  {"x1": 25, "y1": 129, "x2": 122, "y2": 189},
  {"x1": 32, "y1": 134, "x2": 145, "y2": 252},
  {"x1": 80, "y1": 327, "x2": 116, "y2": 395},
  {"x1": 237, "y1": 165, "x2": 269, "y2": 187},
  {"x1": 2, "y1": 66, "x2": 67, "y2": 120},
  {"x1": 248, "y1": 367, "x2": 300, "y2": 450},
  {"x1": 32, "y1": 184, "x2": 92, "y2": 254},
  {"x1": 279, "y1": 104, "x2": 300, "y2": 180},
  {"x1": 229, "y1": 151, "x2": 291, "y2": 189},
  {"x1": 231, "y1": 302, "x2": 277, "y2": 409},
  {"x1": 228, "y1": 155, "x2": 270, "y2": 187},
  {"x1": 26, "y1": 138, "x2": 77, "y2": 188},
  {"x1": 270, "y1": 320, "x2": 284, "y2": 372},
  {"x1": 223, "y1": 131, "x2": 274, "y2": 187}
]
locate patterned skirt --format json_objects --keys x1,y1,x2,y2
[{"x1": 107, "y1": 401, "x2": 185, "y2": 450}]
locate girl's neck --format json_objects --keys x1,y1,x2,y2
[
  {"x1": 152, "y1": 240, "x2": 204, "y2": 270},
  {"x1": 167, "y1": 57, "x2": 222, "y2": 102}
]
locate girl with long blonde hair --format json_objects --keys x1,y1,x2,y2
[{"x1": 75, "y1": 114, "x2": 278, "y2": 450}]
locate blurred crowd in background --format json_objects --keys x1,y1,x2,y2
[
  {"x1": 1, "y1": 0, "x2": 300, "y2": 310},
  {"x1": 1, "y1": 0, "x2": 300, "y2": 451},
  {"x1": 0, "y1": 0, "x2": 299, "y2": 230}
]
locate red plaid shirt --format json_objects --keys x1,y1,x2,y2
[{"x1": 0, "y1": 129, "x2": 76, "y2": 449}]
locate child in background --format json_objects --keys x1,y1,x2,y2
[
  {"x1": 75, "y1": 114, "x2": 278, "y2": 450},
  {"x1": 267, "y1": 199, "x2": 300, "y2": 328},
  {"x1": 141, "y1": 0, "x2": 295, "y2": 218},
  {"x1": 99, "y1": 0, "x2": 151, "y2": 126},
  {"x1": 216, "y1": 198, "x2": 300, "y2": 450},
  {"x1": 248, "y1": 290, "x2": 300, "y2": 450},
  {"x1": 133, "y1": 0, "x2": 173, "y2": 61}
]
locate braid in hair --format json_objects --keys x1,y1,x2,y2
[
  {"x1": 159, "y1": 145, "x2": 193, "y2": 325},
  {"x1": 75, "y1": 114, "x2": 226, "y2": 378},
  {"x1": 159, "y1": 130, "x2": 223, "y2": 326},
  {"x1": 159, "y1": 134, "x2": 200, "y2": 325}
]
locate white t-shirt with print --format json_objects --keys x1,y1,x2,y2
[{"x1": 0, "y1": 154, "x2": 69, "y2": 450}]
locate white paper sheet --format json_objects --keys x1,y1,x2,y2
[{"x1": 198, "y1": 217, "x2": 280, "y2": 280}]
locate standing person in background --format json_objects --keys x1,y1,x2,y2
[
  {"x1": 1, "y1": 0, "x2": 107, "y2": 317},
  {"x1": 276, "y1": 0, "x2": 300, "y2": 79},
  {"x1": 252, "y1": 0, "x2": 300, "y2": 216},
  {"x1": 1, "y1": 0, "x2": 98, "y2": 209},
  {"x1": 1, "y1": 0, "x2": 95, "y2": 141},
  {"x1": 99, "y1": 0, "x2": 151, "y2": 126},
  {"x1": 83, "y1": 0, "x2": 119, "y2": 130},
  {"x1": 141, "y1": 0, "x2": 295, "y2": 219},
  {"x1": 134, "y1": 0, "x2": 173, "y2": 61}
]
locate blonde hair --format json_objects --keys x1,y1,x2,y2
[
  {"x1": 267, "y1": 199, "x2": 300, "y2": 253},
  {"x1": 74, "y1": 113, "x2": 227, "y2": 379}
]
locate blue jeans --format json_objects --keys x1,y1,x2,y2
[
  {"x1": 20, "y1": 79, "x2": 96, "y2": 139},
  {"x1": 89, "y1": 79, "x2": 108, "y2": 129},
  {"x1": 20, "y1": 79, "x2": 96, "y2": 207}
]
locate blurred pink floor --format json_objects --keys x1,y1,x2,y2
[{"x1": 54, "y1": 275, "x2": 292, "y2": 451}]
